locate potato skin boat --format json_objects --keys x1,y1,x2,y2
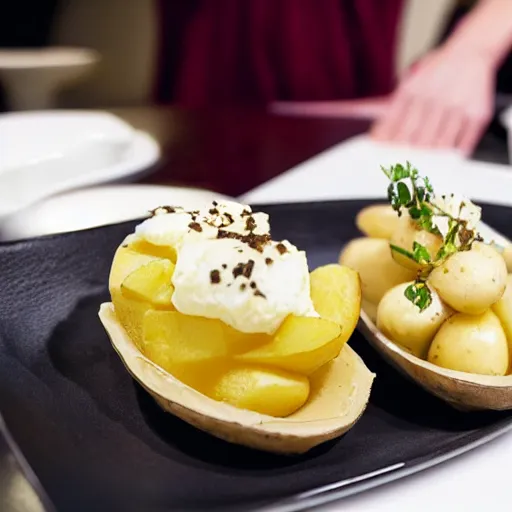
[{"x1": 100, "y1": 303, "x2": 374, "y2": 454}]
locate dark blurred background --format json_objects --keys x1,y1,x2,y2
[{"x1": 1, "y1": 0, "x2": 510, "y2": 112}]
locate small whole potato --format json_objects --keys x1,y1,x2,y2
[
  {"x1": 377, "y1": 282, "x2": 452, "y2": 358},
  {"x1": 429, "y1": 242, "x2": 507, "y2": 315},
  {"x1": 427, "y1": 310, "x2": 509, "y2": 376},
  {"x1": 361, "y1": 299, "x2": 378, "y2": 324},
  {"x1": 356, "y1": 204, "x2": 400, "y2": 240},
  {"x1": 390, "y1": 214, "x2": 443, "y2": 271},
  {"x1": 492, "y1": 274, "x2": 512, "y2": 351},
  {"x1": 502, "y1": 245, "x2": 512, "y2": 273},
  {"x1": 339, "y1": 238, "x2": 415, "y2": 306}
]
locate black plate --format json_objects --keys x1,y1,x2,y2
[{"x1": 1, "y1": 199, "x2": 512, "y2": 512}]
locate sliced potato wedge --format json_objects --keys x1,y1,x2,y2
[
  {"x1": 309, "y1": 263, "x2": 361, "y2": 334},
  {"x1": 236, "y1": 316, "x2": 341, "y2": 375},
  {"x1": 210, "y1": 365, "x2": 310, "y2": 417},
  {"x1": 129, "y1": 238, "x2": 177, "y2": 263},
  {"x1": 122, "y1": 259, "x2": 175, "y2": 307},
  {"x1": 109, "y1": 245, "x2": 163, "y2": 348}
]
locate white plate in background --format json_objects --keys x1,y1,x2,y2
[
  {"x1": 0, "y1": 111, "x2": 160, "y2": 218},
  {"x1": 0, "y1": 185, "x2": 233, "y2": 241}
]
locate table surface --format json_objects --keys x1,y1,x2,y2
[
  {"x1": 136, "y1": 107, "x2": 371, "y2": 196},
  {"x1": 123, "y1": 106, "x2": 509, "y2": 196}
]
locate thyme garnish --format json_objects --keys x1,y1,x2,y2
[{"x1": 382, "y1": 162, "x2": 482, "y2": 311}]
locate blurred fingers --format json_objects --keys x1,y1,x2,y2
[
  {"x1": 392, "y1": 97, "x2": 427, "y2": 144},
  {"x1": 370, "y1": 93, "x2": 410, "y2": 141},
  {"x1": 414, "y1": 105, "x2": 445, "y2": 147},
  {"x1": 457, "y1": 110, "x2": 491, "y2": 157},
  {"x1": 434, "y1": 109, "x2": 465, "y2": 149}
]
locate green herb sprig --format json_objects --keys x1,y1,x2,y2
[{"x1": 381, "y1": 162, "x2": 482, "y2": 311}]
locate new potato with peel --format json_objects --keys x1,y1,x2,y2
[
  {"x1": 339, "y1": 237, "x2": 415, "y2": 306},
  {"x1": 492, "y1": 274, "x2": 512, "y2": 353},
  {"x1": 502, "y1": 245, "x2": 512, "y2": 273},
  {"x1": 427, "y1": 310, "x2": 509, "y2": 376},
  {"x1": 377, "y1": 282, "x2": 452, "y2": 358},
  {"x1": 390, "y1": 214, "x2": 443, "y2": 271},
  {"x1": 356, "y1": 204, "x2": 400, "y2": 239},
  {"x1": 429, "y1": 242, "x2": 507, "y2": 315}
]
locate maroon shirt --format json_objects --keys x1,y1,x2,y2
[{"x1": 155, "y1": 0, "x2": 404, "y2": 106}]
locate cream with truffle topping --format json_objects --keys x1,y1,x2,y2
[
  {"x1": 132, "y1": 200, "x2": 317, "y2": 334},
  {"x1": 135, "y1": 201, "x2": 270, "y2": 249}
]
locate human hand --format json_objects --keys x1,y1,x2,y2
[{"x1": 371, "y1": 45, "x2": 496, "y2": 156}]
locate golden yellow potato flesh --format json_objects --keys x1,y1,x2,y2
[
  {"x1": 143, "y1": 310, "x2": 232, "y2": 391},
  {"x1": 339, "y1": 237, "x2": 415, "y2": 306},
  {"x1": 143, "y1": 310, "x2": 229, "y2": 362},
  {"x1": 110, "y1": 237, "x2": 361, "y2": 416},
  {"x1": 309, "y1": 264, "x2": 361, "y2": 366},
  {"x1": 377, "y1": 282, "x2": 452, "y2": 358},
  {"x1": 390, "y1": 215, "x2": 443, "y2": 271},
  {"x1": 356, "y1": 204, "x2": 400, "y2": 240},
  {"x1": 428, "y1": 310, "x2": 509, "y2": 376},
  {"x1": 109, "y1": 244, "x2": 162, "y2": 292},
  {"x1": 429, "y1": 242, "x2": 507, "y2": 315},
  {"x1": 129, "y1": 239, "x2": 177, "y2": 263},
  {"x1": 236, "y1": 316, "x2": 341, "y2": 375},
  {"x1": 210, "y1": 365, "x2": 310, "y2": 417},
  {"x1": 121, "y1": 259, "x2": 175, "y2": 307},
  {"x1": 309, "y1": 264, "x2": 361, "y2": 331},
  {"x1": 110, "y1": 244, "x2": 166, "y2": 348}
]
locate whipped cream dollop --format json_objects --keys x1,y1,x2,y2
[
  {"x1": 431, "y1": 193, "x2": 481, "y2": 240},
  {"x1": 132, "y1": 200, "x2": 317, "y2": 334}
]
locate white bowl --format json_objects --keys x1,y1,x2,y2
[
  {"x1": 0, "y1": 111, "x2": 159, "y2": 218},
  {"x1": 0, "y1": 110, "x2": 133, "y2": 171}
]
